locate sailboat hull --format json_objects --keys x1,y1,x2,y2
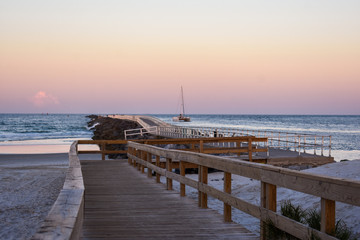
[{"x1": 172, "y1": 116, "x2": 191, "y2": 122}]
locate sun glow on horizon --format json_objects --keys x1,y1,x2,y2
[{"x1": 1, "y1": 1, "x2": 359, "y2": 114}]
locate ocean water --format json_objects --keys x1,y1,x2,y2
[
  {"x1": 0, "y1": 114, "x2": 359, "y2": 161},
  {"x1": 0, "y1": 114, "x2": 92, "y2": 145}
]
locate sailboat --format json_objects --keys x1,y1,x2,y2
[{"x1": 172, "y1": 86, "x2": 191, "y2": 122}]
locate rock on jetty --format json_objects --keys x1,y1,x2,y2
[
  {"x1": 87, "y1": 115, "x2": 158, "y2": 158},
  {"x1": 87, "y1": 115, "x2": 141, "y2": 140}
]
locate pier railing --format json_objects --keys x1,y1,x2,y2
[
  {"x1": 127, "y1": 141, "x2": 359, "y2": 240},
  {"x1": 157, "y1": 126, "x2": 332, "y2": 157},
  {"x1": 124, "y1": 126, "x2": 158, "y2": 140}
]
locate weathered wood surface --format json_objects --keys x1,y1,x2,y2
[
  {"x1": 128, "y1": 142, "x2": 360, "y2": 207},
  {"x1": 81, "y1": 160, "x2": 258, "y2": 239},
  {"x1": 32, "y1": 141, "x2": 84, "y2": 240},
  {"x1": 128, "y1": 141, "x2": 357, "y2": 240},
  {"x1": 77, "y1": 137, "x2": 267, "y2": 158}
]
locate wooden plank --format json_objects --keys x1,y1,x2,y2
[
  {"x1": 180, "y1": 161, "x2": 186, "y2": 196},
  {"x1": 200, "y1": 166, "x2": 208, "y2": 208},
  {"x1": 147, "y1": 152, "x2": 152, "y2": 178},
  {"x1": 166, "y1": 158, "x2": 173, "y2": 190},
  {"x1": 248, "y1": 137, "x2": 253, "y2": 162},
  {"x1": 321, "y1": 198, "x2": 335, "y2": 234},
  {"x1": 101, "y1": 142, "x2": 105, "y2": 160},
  {"x1": 155, "y1": 155, "x2": 161, "y2": 183},
  {"x1": 224, "y1": 172, "x2": 232, "y2": 222},
  {"x1": 80, "y1": 160, "x2": 258, "y2": 239}
]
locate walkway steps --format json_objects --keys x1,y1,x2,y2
[{"x1": 81, "y1": 160, "x2": 258, "y2": 239}]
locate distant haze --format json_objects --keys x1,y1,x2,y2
[{"x1": 1, "y1": 1, "x2": 359, "y2": 114}]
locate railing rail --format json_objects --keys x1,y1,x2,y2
[
  {"x1": 124, "y1": 126, "x2": 158, "y2": 139},
  {"x1": 31, "y1": 141, "x2": 84, "y2": 240},
  {"x1": 127, "y1": 141, "x2": 359, "y2": 240},
  {"x1": 158, "y1": 126, "x2": 332, "y2": 157},
  {"x1": 76, "y1": 137, "x2": 268, "y2": 161}
]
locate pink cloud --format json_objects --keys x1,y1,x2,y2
[{"x1": 30, "y1": 91, "x2": 60, "y2": 107}]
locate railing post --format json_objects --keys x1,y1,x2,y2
[
  {"x1": 166, "y1": 158, "x2": 173, "y2": 190},
  {"x1": 199, "y1": 140, "x2": 204, "y2": 153},
  {"x1": 260, "y1": 182, "x2": 277, "y2": 240},
  {"x1": 321, "y1": 198, "x2": 335, "y2": 235},
  {"x1": 224, "y1": 172, "x2": 232, "y2": 222},
  {"x1": 236, "y1": 141, "x2": 241, "y2": 158},
  {"x1": 137, "y1": 150, "x2": 141, "y2": 171},
  {"x1": 329, "y1": 136, "x2": 332, "y2": 157},
  {"x1": 141, "y1": 151, "x2": 145, "y2": 173},
  {"x1": 198, "y1": 166, "x2": 208, "y2": 208},
  {"x1": 248, "y1": 138, "x2": 253, "y2": 162},
  {"x1": 180, "y1": 161, "x2": 186, "y2": 197},
  {"x1": 278, "y1": 132, "x2": 280, "y2": 148},
  {"x1": 156, "y1": 155, "x2": 160, "y2": 183},
  {"x1": 147, "y1": 153, "x2": 152, "y2": 178},
  {"x1": 133, "y1": 148, "x2": 137, "y2": 167},
  {"x1": 127, "y1": 147, "x2": 132, "y2": 164},
  {"x1": 101, "y1": 142, "x2": 106, "y2": 160}
]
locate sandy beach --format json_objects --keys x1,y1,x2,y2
[
  {"x1": 1, "y1": 148, "x2": 359, "y2": 239},
  {"x1": 0, "y1": 153, "x2": 68, "y2": 240}
]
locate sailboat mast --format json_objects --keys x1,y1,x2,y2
[{"x1": 181, "y1": 86, "x2": 185, "y2": 116}]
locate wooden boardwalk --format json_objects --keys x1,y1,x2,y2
[{"x1": 81, "y1": 160, "x2": 258, "y2": 239}]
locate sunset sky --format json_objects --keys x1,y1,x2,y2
[{"x1": 1, "y1": 1, "x2": 359, "y2": 114}]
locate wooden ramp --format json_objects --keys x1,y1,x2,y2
[{"x1": 81, "y1": 160, "x2": 258, "y2": 239}]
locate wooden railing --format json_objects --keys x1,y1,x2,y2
[
  {"x1": 31, "y1": 141, "x2": 84, "y2": 240},
  {"x1": 77, "y1": 140, "x2": 128, "y2": 160},
  {"x1": 77, "y1": 136, "x2": 268, "y2": 162},
  {"x1": 158, "y1": 126, "x2": 332, "y2": 157},
  {"x1": 127, "y1": 141, "x2": 360, "y2": 240}
]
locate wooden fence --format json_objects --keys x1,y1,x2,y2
[
  {"x1": 158, "y1": 126, "x2": 332, "y2": 157},
  {"x1": 77, "y1": 136, "x2": 268, "y2": 162},
  {"x1": 127, "y1": 141, "x2": 360, "y2": 240}
]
